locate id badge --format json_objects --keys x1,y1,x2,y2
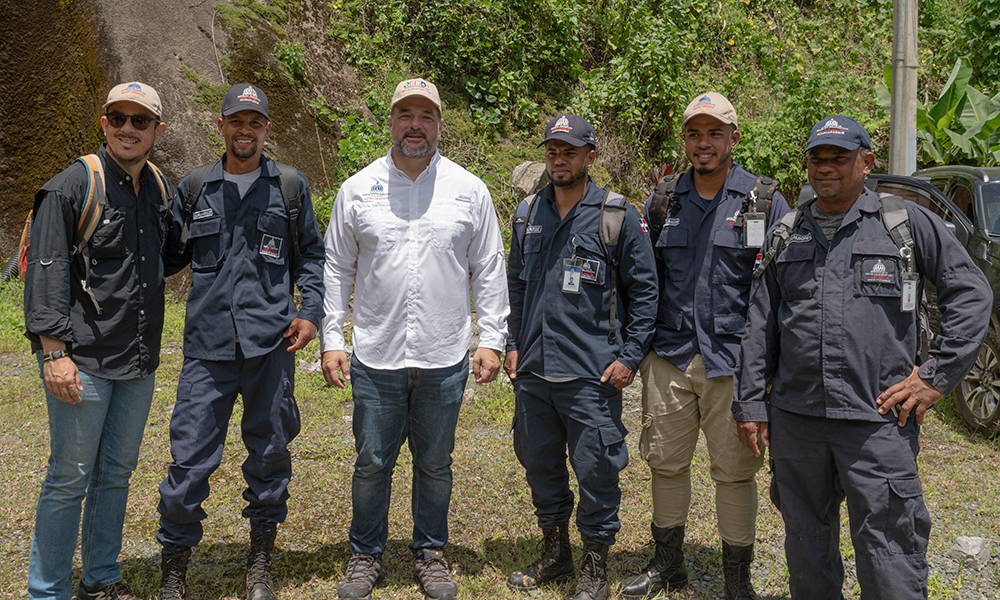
[
  {"x1": 744, "y1": 212, "x2": 766, "y2": 248},
  {"x1": 901, "y1": 273, "x2": 918, "y2": 312},
  {"x1": 563, "y1": 258, "x2": 582, "y2": 294}
]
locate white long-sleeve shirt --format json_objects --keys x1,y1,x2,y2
[{"x1": 321, "y1": 150, "x2": 509, "y2": 370}]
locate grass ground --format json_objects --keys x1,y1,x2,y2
[{"x1": 0, "y1": 287, "x2": 998, "y2": 599}]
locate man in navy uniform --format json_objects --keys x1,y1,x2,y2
[
  {"x1": 735, "y1": 116, "x2": 991, "y2": 599},
  {"x1": 155, "y1": 83, "x2": 325, "y2": 600},
  {"x1": 505, "y1": 114, "x2": 658, "y2": 600}
]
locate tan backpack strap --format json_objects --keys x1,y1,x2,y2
[
  {"x1": 74, "y1": 154, "x2": 106, "y2": 253},
  {"x1": 146, "y1": 161, "x2": 171, "y2": 208}
]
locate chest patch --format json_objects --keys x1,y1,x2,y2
[
  {"x1": 664, "y1": 217, "x2": 680, "y2": 227},
  {"x1": 861, "y1": 258, "x2": 896, "y2": 283},
  {"x1": 581, "y1": 259, "x2": 601, "y2": 282},
  {"x1": 260, "y1": 234, "x2": 283, "y2": 259},
  {"x1": 789, "y1": 233, "x2": 812, "y2": 244},
  {"x1": 526, "y1": 225, "x2": 542, "y2": 234},
  {"x1": 193, "y1": 208, "x2": 214, "y2": 221}
]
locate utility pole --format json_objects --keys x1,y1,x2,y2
[{"x1": 889, "y1": 0, "x2": 918, "y2": 176}]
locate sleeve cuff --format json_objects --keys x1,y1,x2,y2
[{"x1": 732, "y1": 401, "x2": 770, "y2": 422}]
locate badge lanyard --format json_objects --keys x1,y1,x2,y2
[
  {"x1": 900, "y1": 246, "x2": 917, "y2": 313},
  {"x1": 562, "y1": 235, "x2": 583, "y2": 294}
]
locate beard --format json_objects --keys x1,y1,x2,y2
[
  {"x1": 230, "y1": 136, "x2": 259, "y2": 159},
  {"x1": 393, "y1": 129, "x2": 436, "y2": 159},
  {"x1": 107, "y1": 135, "x2": 150, "y2": 167},
  {"x1": 693, "y1": 149, "x2": 731, "y2": 176},
  {"x1": 551, "y1": 163, "x2": 588, "y2": 188}
]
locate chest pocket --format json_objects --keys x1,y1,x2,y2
[
  {"x1": 572, "y1": 233, "x2": 608, "y2": 287},
  {"x1": 775, "y1": 241, "x2": 815, "y2": 301},
  {"x1": 711, "y1": 227, "x2": 756, "y2": 284},
  {"x1": 87, "y1": 205, "x2": 127, "y2": 259},
  {"x1": 853, "y1": 239, "x2": 902, "y2": 297},
  {"x1": 189, "y1": 216, "x2": 223, "y2": 272},
  {"x1": 518, "y1": 233, "x2": 543, "y2": 282},
  {"x1": 656, "y1": 226, "x2": 688, "y2": 282},
  {"x1": 256, "y1": 211, "x2": 289, "y2": 265}
]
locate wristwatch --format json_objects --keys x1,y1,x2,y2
[{"x1": 42, "y1": 350, "x2": 71, "y2": 362}]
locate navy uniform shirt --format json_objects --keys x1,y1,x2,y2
[
  {"x1": 646, "y1": 163, "x2": 789, "y2": 379},
  {"x1": 163, "y1": 155, "x2": 325, "y2": 361},
  {"x1": 24, "y1": 143, "x2": 175, "y2": 379},
  {"x1": 734, "y1": 188, "x2": 992, "y2": 422},
  {"x1": 507, "y1": 178, "x2": 658, "y2": 377}
]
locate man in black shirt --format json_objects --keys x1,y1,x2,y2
[{"x1": 23, "y1": 82, "x2": 174, "y2": 600}]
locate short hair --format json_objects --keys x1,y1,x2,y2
[{"x1": 858, "y1": 148, "x2": 871, "y2": 159}]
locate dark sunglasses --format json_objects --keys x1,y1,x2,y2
[{"x1": 105, "y1": 112, "x2": 158, "y2": 130}]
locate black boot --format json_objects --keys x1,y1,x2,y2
[
  {"x1": 620, "y1": 524, "x2": 688, "y2": 598},
  {"x1": 158, "y1": 548, "x2": 191, "y2": 600},
  {"x1": 246, "y1": 529, "x2": 278, "y2": 600},
  {"x1": 506, "y1": 523, "x2": 575, "y2": 590},
  {"x1": 722, "y1": 541, "x2": 757, "y2": 600},
  {"x1": 571, "y1": 540, "x2": 609, "y2": 600}
]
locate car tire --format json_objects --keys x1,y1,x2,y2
[
  {"x1": 0, "y1": 252, "x2": 18, "y2": 281},
  {"x1": 954, "y1": 327, "x2": 1000, "y2": 434}
]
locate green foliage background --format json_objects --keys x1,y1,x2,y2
[{"x1": 305, "y1": 0, "x2": 991, "y2": 213}]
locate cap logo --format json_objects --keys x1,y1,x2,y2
[
  {"x1": 121, "y1": 83, "x2": 146, "y2": 98},
  {"x1": 238, "y1": 86, "x2": 261, "y2": 105},
  {"x1": 816, "y1": 118, "x2": 847, "y2": 137},
  {"x1": 551, "y1": 115, "x2": 572, "y2": 133},
  {"x1": 694, "y1": 95, "x2": 715, "y2": 110}
]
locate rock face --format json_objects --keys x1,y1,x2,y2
[
  {"x1": 0, "y1": 0, "x2": 364, "y2": 257},
  {"x1": 511, "y1": 161, "x2": 550, "y2": 200}
]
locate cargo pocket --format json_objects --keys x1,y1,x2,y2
[
  {"x1": 853, "y1": 239, "x2": 902, "y2": 298},
  {"x1": 598, "y1": 422, "x2": 629, "y2": 478},
  {"x1": 885, "y1": 476, "x2": 931, "y2": 554},
  {"x1": 189, "y1": 216, "x2": 223, "y2": 272},
  {"x1": 256, "y1": 211, "x2": 289, "y2": 265}
]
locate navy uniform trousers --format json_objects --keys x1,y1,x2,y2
[
  {"x1": 512, "y1": 373, "x2": 629, "y2": 545},
  {"x1": 157, "y1": 338, "x2": 300, "y2": 549},
  {"x1": 770, "y1": 406, "x2": 931, "y2": 600}
]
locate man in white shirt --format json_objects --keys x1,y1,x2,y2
[{"x1": 321, "y1": 78, "x2": 509, "y2": 600}]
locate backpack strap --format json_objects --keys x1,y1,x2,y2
[
  {"x1": 274, "y1": 161, "x2": 302, "y2": 257},
  {"x1": 748, "y1": 175, "x2": 778, "y2": 227},
  {"x1": 178, "y1": 163, "x2": 215, "y2": 252},
  {"x1": 512, "y1": 194, "x2": 538, "y2": 265},
  {"x1": 647, "y1": 173, "x2": 681, "y2": 242},
  {"x1": 73, "y1": 154, "x2": 107, "y2": 314},
  {"x1": 146, "y1": 161, "x2": 172, "y2": 208},
  {"x1": 599, "y1": 190, "x2": 629, "y2": 343},
  {"x1": 752, "y1": 206, "x2": 804, "y2": 279},
  {"x1": 879, "y1": 194, "x2": 914, "y2": 252}
]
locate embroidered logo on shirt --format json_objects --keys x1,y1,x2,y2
[
  {"x1": 664, "y1": 217, "x2": 680, "y2": 227},
  {"x1": 789, "y1": 233, "x2": 813, "y2": 244},
  {"x1": 193, "y1": 208, "x2": 214, "y2": 221},
  {"x1": 861, "y1": 258, "x2": 895, "y2": 283},
  {"x1": 260, "y1": 234, "x2": 283, "y2": 259},
  {"x1": 363, "y1": 180, "x2": 389, "y2": 201},
  {"x1": 581, "y1": 259, "x2": 601, "y2": 282},
  {"x1": 526, "y1": 225, "x2": 542, "y2": 234}
]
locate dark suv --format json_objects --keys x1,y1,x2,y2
[{"x1": 864, "y1": 167, "x2": 1000, "y2": 434}]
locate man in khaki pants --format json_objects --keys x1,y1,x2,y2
[{"x1": 621, "y1": 93, "x2": 788, "y2": 600}]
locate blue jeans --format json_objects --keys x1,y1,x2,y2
[
  {"x1": 349, "y1": 355, "x2": 468, "y2": 555},
  {"x1": 28, "y1": 365, "x2": 155, "y2": 600}
]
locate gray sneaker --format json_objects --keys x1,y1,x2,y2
[
  {"x1": 414, "y1": 548, "x2": 458, "y2": 599},
  {"x1": 77, "y1": 581, "x2": 141, "y2": 600},
  {"x1": 338, "y1": 553, "x2": 384, "y2": 599}
]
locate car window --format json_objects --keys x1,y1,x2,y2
[
  {"x1": 874, "y1": 182, "x2": 950, "y2": 220},
  {"x1": 982, "y1": 182, "x2": 1000, "y2": 235},
  {"x1": 949, "y1": 183, "x2": 976, "y2": 225}
]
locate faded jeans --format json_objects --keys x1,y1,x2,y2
[
  {"x1": 348, "y1": 354, "x2": 468, "y2": 555},
  {"x1": 27, "y1": 365, "x2": 155, "y2": 599}
]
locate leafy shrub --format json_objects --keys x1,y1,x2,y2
[{"x1": 274, "y1": 40, "x2": 307, "y2": 84}]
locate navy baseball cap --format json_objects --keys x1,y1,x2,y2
[
  {"x1": 804, "y1": 115, "x2": 871, "y2": 153},
  {"x1": 221, "y1": 83, "x2": 270, "y2": 120},
  {"x1": 538, "y1": 113, "x2": 597, "y2": 148}
]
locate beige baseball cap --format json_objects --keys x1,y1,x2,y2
[
  {"x1": 682, "y1": 92, "x2": 737, "y2": 129},
  {"x1": 103, "y1": 82, "x2": 162, "y2": 118},
  {"x1": 391, "y1": 78, "x2": 441, "y2": 112}
]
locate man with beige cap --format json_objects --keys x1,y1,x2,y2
[
  {"x1": 322, "y1": 77, "x2": 508, "y2": 600},
  {"x1": 620, "y1": 92, "x2": 788, "y2": 600},
  {"x1": 23, "y1": 82, "x2": 174, "y2": 600}
]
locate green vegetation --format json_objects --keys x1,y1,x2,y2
[{"x1": 878, "y1": 57, "x2": 1000, "y2": 166}]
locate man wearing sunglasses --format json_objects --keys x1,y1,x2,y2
[
  {"x1": 23, "y1": 82, "x2": 174, "y2": 600},
  {"x1": 154, "y1": 83, "x2": 325, "y2": 600}
]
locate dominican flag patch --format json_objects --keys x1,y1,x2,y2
[{"x1": 640, "y1": 217, "x2": 649, "y2": 233}]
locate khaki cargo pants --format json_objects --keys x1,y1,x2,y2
[{"x1": 638, "y1": 352, "x2": 763, "y2": 546}]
